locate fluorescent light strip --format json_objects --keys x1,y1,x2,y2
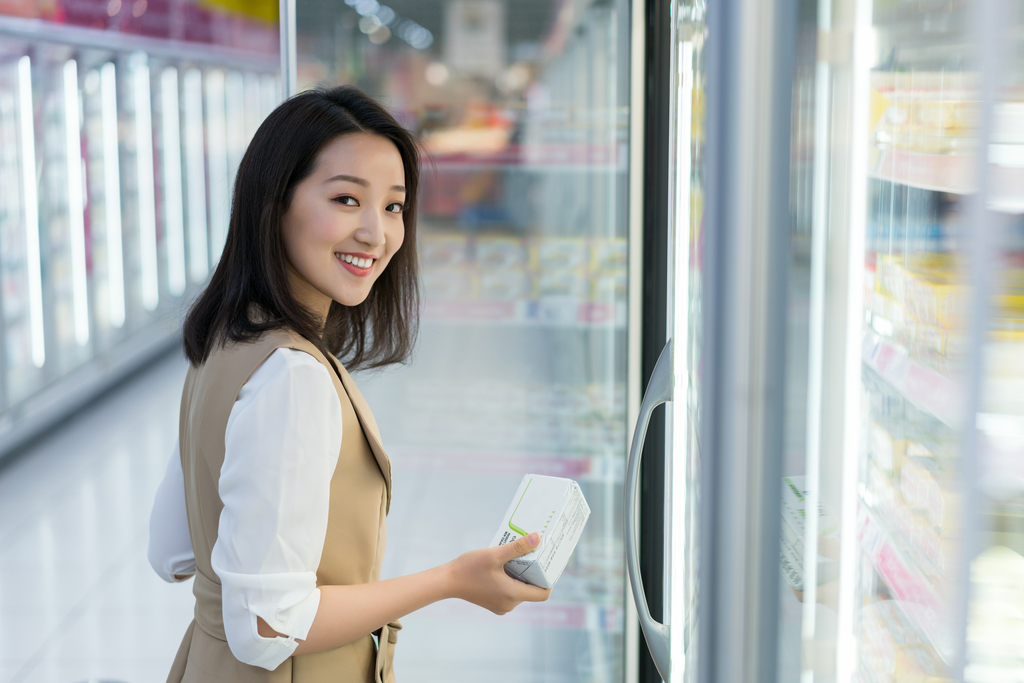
[
  {"x1": 669, "y1": 40, "x2": 694, "y2": 683},
  {"x1": 205, "y1": 70, "x2": 229, "y2": 259},
  {"x1": 183, "y1": 68, "x2": 208, "y2": 281},
  {"x1": 260, "y1": 73, "x2": 279, "y2": 118},
  {"x1": 835, "y1": 3, "x2": 875, "y2": 682},
  {"x1": 100, "y1": 62, "x2": 125, "y2": 329},
  {"x1": 160, "y1": 67, "x2": 186, "y2": 296},
  {"x1": 18, "y1": 55, "x2": 45, "y2": 367},
  {"x1": 225, "y1": 71, "x2": 245, "y2": 191},
  {"x1": 63, "y1": 59, "x2": 89, "y2": 346},
  {"x1": 133, "y1": 57, "x2": 159, "y2": 311},
  {"x1": 243, "y1": 72, "x2": 262, "y2": 145}
]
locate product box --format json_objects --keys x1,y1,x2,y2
[
  {"x1": 490, "y1": 474, "x2": 591, "y2": 589},
  {"x1": 779, "y1": 476, "x2": 840, "y2": 592},
  {"x1": 531, "y1": 238, "x2": 590, "y2": 271},
  {"x1": 420, "y1": 234, "x2": 469, "y2": 267},
  {"x1": 476, "y1": 236, "x2": 527, "y2": 268}
]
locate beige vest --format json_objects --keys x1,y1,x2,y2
[{"x1": 167, "y1": 328, "x2": 400, "y2": 683}]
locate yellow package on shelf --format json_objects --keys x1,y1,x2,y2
[
  {"x1": 907, "y1": 275, "x2": 960, "y2": 327},
  {"x1": 869, "y1": 422, "x2": 909, "y2": 476},
  {"x1": 530, "y1": 237, "x2": 590, "y2": 271},
  {"x1": 476, "y1": 236, "x2": 527, "y2": 269}
]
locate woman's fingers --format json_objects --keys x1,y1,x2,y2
[
  {"x1": 500, "y1": 532, "x2": 540, "y2": 562},
  {"x1": 516, "y1": 584, "x2": 552, "y2": 603}
]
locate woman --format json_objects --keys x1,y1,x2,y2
[{"x1": 147, "y1": 86, "x2": 550, "y2": 683}]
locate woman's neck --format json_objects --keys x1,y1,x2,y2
[{"x1": 286, "y1": 266, "x2": 332, "y2": 329}]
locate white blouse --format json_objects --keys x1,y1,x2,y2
[{"x1": 148, "y1": 348, "x2": 343, "y2": 670}]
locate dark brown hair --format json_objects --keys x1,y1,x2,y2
[{"x1": 182, "y1": 86, "x2": 420, "y2": 370}]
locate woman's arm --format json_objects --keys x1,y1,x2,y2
[
  {"x1": 147, "y1": 438, "x2": 197, "y2": 582},
  {"x1": 260, "y1": 532, "x2": 551, "y2": 655}
]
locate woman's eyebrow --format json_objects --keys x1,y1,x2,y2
[{"x1": 325, "y1": 174, "x2": 405, "y2": 192}]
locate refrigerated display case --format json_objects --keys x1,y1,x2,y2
[
  {"x1": 805, "y1": 0, "x2": 1024, "y2": 681},
  {"x1": 0, "y1": 3, "x2": 280, "y2": 456},
  {"x1": 292, "y1": 1, "x2": 634, "y2": 681},
  {"x1": 681, "y1": 0, "x2": 1024, "y2": 681}
]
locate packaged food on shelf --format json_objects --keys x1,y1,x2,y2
[
  {"x1": 420, "y1": 233, "x2": 470, "y2": 267},
  {"x1": 530, "y1": 237, "x2": 590, "y2": 271},
  {"x1": 870, "y1": 71, "x2": 977, "y2": 155},
  {"x1": 860, "y1": 600, "x2": 946, "y2": 683},
  {"x1": 590, "y1": 238, "x2": 628, "y2": 272},
  {"x1": 536, "y1": 269, "x2": 590, "y2": 299},
  {"x1": 421, "y1": 266, "x2": 478, "y2": 300},
  {"x1": 479, "y1": 267, "x2": 532, "y2": 300},
  {"x1": 591, "y1": 272, "x2": 627, "y2": 304},
  {"x1": 870, "y1": 421, "x2": 909, "y2": 476},
  {"x1": 476, "y1": 236, "x2": 527, "y2": 268},
  {"x1": 899, "y1": 452, "x2": 960, "y2": 531},
  {"x1": 907, "y1": 275, "x2": 960, "y2": 328}
]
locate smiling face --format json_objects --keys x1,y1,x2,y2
[{"x1": 281, "y1": 132, "x2": 407, "y2": 320}]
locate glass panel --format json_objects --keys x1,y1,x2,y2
[
  {"x1": 844, "y1": 4, "x2": 977, "y2": 681},
  {"x1": 295, "y1": 1, "x2": 631, "y2": 680},
  {"x1": 778, "y1": 0, "x2": 1024, "y2": 681}
]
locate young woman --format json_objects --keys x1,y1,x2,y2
[{"x1": 147, "y1": 86, "x2": 550, "y2": 683}]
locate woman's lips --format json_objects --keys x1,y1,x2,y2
[{"x1": 337, "y1": 255, "x2": 373, "y2": 277}]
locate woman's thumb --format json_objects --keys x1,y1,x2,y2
[{"x1": 503, "y1": 532, "x2": 541, "y2": 561}]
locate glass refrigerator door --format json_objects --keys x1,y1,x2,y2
[
  {"x1": 624, "y1": 2, "x2": 707, "y2": 682},
  {"x1": 786, "y1": 0, "x2": 1024, "y2": 681},
  {"x1": 294, "y1": 1, "x2": 632, "y2": 681}
]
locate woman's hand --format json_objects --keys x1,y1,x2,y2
[{"x1": 446, "y1": 532, "x2": 553, "y2": 614}]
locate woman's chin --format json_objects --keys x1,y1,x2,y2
[{"x1": 330, "y1": 289, "x2": 372, "y2": 308}]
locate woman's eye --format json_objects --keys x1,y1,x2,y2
[
  {"x1": 334, "y1": 195, "x2": 358, "y2": 206},
  {"x1": 386, "y1": 202, "x2": 405, "y2": 214}
]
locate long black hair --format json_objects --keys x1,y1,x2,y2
[{"x1": 182, "y1": 86, "x2": 420, "y2": 370}]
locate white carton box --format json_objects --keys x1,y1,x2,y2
[
  {"x1": 780, "y1": 476, "x2": 840, "y2": 592},
  {"x1": 490, "y1": 474, "x2": 591, "y2": 589}
]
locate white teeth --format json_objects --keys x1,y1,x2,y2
[{"x1": 337, "y1": 253, "x2": 373, "y2": 269}]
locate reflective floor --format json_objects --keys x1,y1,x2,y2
[{"x1": 0, "y1": 351, "x2": 193, "y2": 683}]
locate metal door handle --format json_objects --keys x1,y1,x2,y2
[{"x1": 625, "y1": 338, "x2": 673, "y2": 681}]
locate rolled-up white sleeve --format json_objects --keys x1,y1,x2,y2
[
  {"x1": 211, "y1": 348, "x2": 343, "y2": 670},
  {"x1": 148, "y1": 438, "x2": 197, "y2": 582}
]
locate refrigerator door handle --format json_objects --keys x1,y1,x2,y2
[{"x1": 625, "y1": 338, "x2": 673, "y2": 681}]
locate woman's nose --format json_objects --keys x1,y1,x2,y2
[{"x1": 355, "y1": 208, "x2": 386, "y2": 248}]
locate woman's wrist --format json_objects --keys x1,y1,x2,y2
[{"x1": 435, "y1": 560, "x2": 458, "y2": 602}]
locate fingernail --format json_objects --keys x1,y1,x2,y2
[{"x1": 527, "y1": 532, "x2": 540, "y2": 546}]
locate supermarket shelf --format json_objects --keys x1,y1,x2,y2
[
  {"x1": 857, "y1": 506, "x2": 954, "y2": 664},
  {"x1": 861, "y1": 331, "x2": 961, "y2": 428},
  {"x1": 390, "y1": 447, "x2": 625, "y2": 483},
  {"x1": 429, "y1": 143, "x2": 627, "y2": 172},
  {"x1": 422, "y1": 299, "x2": 626, "y2": 329},
  {"x1": 0, "y1": 15, "x2": 278, "y2": 72},
  {"x1": 870, "y1": 147, "x2": 1024, "y2": 214}
]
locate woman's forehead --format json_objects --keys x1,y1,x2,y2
[{"x1": 314, "y1": 133, "x2": 405, "y2": 186}]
